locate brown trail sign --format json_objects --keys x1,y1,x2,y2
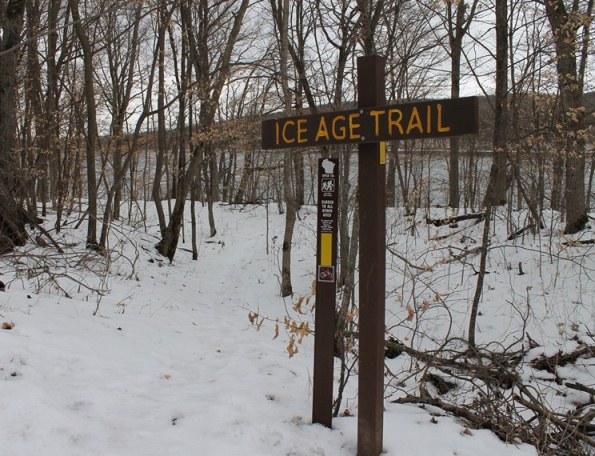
[
  {"x1": 261, "y1": 55, "x2": 478, "y2": 456},
  {"x1": 262, "y1": 97, "x2": 478, "y2": 149}
]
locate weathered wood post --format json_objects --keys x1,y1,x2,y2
[
  {"x1": 312, "y1": 157, "x2": 339, "y2": 428},
  {"x1": 356, "y1": 54, "x2": 386, "y2": 456}
]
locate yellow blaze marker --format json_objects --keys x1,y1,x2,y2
[
  {"x1": 320, "y1": 233, "x2": 333, "y2": 266},
  {"x1": 379, "y1": 142, "x2": 386, "y2": 165}
]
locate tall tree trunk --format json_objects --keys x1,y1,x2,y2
[
  {"x1": 551, "y1": 150, "x2": 564, "y2": 211},
  {"x1": 235, "y1": 150, "x2": 253, "y2": 203},
  {"x1": 280, "y1": 148, "x2": 297, "y2": 297},
  {"x1": 0, "y1": 0, "x2": 28, "y2": 251},
  {"x1": 274, "y1": 0, "x2": 296, "y2": 297},
  {"x1": 69, "y1": 0, "x2": 98, "y2": 248},
  {"x1": 204, "y1": 143, "x2": 217, "y2": 237},
  {"x1": 338, "y1": 148, "x2": 353, "y2": 287},
  {"x1": 25, "y1": 0, "x2": 47, "y2": 217},
  {"x1": 449, "y1": 36, "x2": 461, "y2": 208},
  {"x1": 544, "y1": 0, "x2": 592, "y2": 233},
  {"x1": 153, "y1": 2, "x2": 169, "y2": 235},
  {"x1": 0, "y1": 0, "x2": 26, "y2": 183},
  {"x1": 484, "y1": 0, "x2": 508, "y2": 207},
  {"x1": 206, "y1": 147, "x2": 218, "y2": 237},
  {"x1": 190, "y1": 178, "x2": 198, "y2": 260},
  {"x1": 107, "y1": 4, "x2": 142, "y2": 222},
  {"x1": 468, "y1": 203, "x2": 492, "y2": 348},
  {"x1": 46, "y1": 0, "x2": 61, "y2": 217},
  {"x1": 446, "y1": 0, "x2": 479, "y2": 208}
]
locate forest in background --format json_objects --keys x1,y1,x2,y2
[
  {"x1": 0, "y1": 1, "x2": 594, "y2": 453},
  {"x1": 0, "y1": 0, "x2": 592, "y2": 262}
]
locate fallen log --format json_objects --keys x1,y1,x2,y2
[
  {"x1": 530, "y1": 345, "x2": 594, "y2": 374},
  {"x1": 426, "y1": 212, "x2": 485, "y2": 227}
]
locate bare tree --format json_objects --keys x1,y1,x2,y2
[
  {"x1": 484, "y1": 0, "x2": 509, "y2": 207},
  {"x1": 420, "y1": 0, "x2": 479, "y2": 208},
  {"x1": 98, "y1": 2, "x2": 176, "y2": 249},
  {"x1": 269, "y1": 0, "x2": 298, "y2": 297},
  {"x1": 156, "y1": 0, "x2": 251, "y2": 260},
  {"x1": 446, "y1": 0, "x2": 479, "y2": 208},
  {"x1": 46, "y1": 0, "x2": 74, "y2": 231},
  {"x1": 23, "y1": 0, "x2": 44, "y2": 217},
  {"x1": 542, "y1": 0, "x2": 593, "y2": 233},
  {"x1": 384, "y1": 0, "x2": 446, "y2": 211},
  {"x1": 0, "y1": 0, "x2": 28, "y2": 252},
  {"x1": 152, "y1": 0, "x2": 171, "y2": 237},
  {"x1": 69, "y1": 0, "x2": 100, "y2": 248},
  {"x1": 421, "y1": 0, "x2": 479, "y2": 208},
  {"x1": 100, "y1": 2, "x2": 144, "y2": 221}
]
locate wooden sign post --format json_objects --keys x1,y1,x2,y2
[
  {"x1": 261, "y1": 55, "x2": 479, "y2": 456},
  {"x1": 312, "y1": 157, "x2": 339, "y2": 428},
  {"x1": 356, "y1": 55, "x2": 386, "y2": 456}
]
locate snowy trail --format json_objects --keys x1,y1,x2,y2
[
  {"x1": 0, "y1": 206, "x2": 541, "y2": 455},
  {"x1": 0, "y1": 213, "x2": 349, "y2": 455}
]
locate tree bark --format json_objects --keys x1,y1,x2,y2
[
  {"x1": 46, "y1": 0, "x2": 61, "y2": 223},
  {"x1": 0, "y1": 0, "x2": 28, "y2": 252},
  {"x1": 468, "y1": 203, "x2": 492, "y2": 348},
  {"x1": 484, "y1": 0, "x2": 508, "y2": 207},
  {"x1": 446, "y1": 0, "x2": 479, "y2": 208},
  {"x1": 153, "y1": 1, "x2": 169, "y2": 236},
  {"x1": 544, "y1": 0, "x2": 592, "y2": 233},
  {"x1": 69, "y1": 0, "x2": 99, "y2": 248},
  {"x1": 272, "y1": 0, "x2": 297, "y2": 297}
]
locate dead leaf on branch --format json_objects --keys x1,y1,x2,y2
[
  {"x1": 293, "y1": 296, "x2": 305, "y2": 314},
  {"x1": 406, "y1": 304, "x2": 415, "y2": 321},
  {"x1": 248, "y1": 311, "x2": 264, "y2": 331},
  {"x1": 287, "y1": 336, "x2": 299, "y2": 358}
]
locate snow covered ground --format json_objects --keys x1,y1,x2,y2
[{"x1": 1, "y1": 203, "x2": 590, "y2": 455}]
